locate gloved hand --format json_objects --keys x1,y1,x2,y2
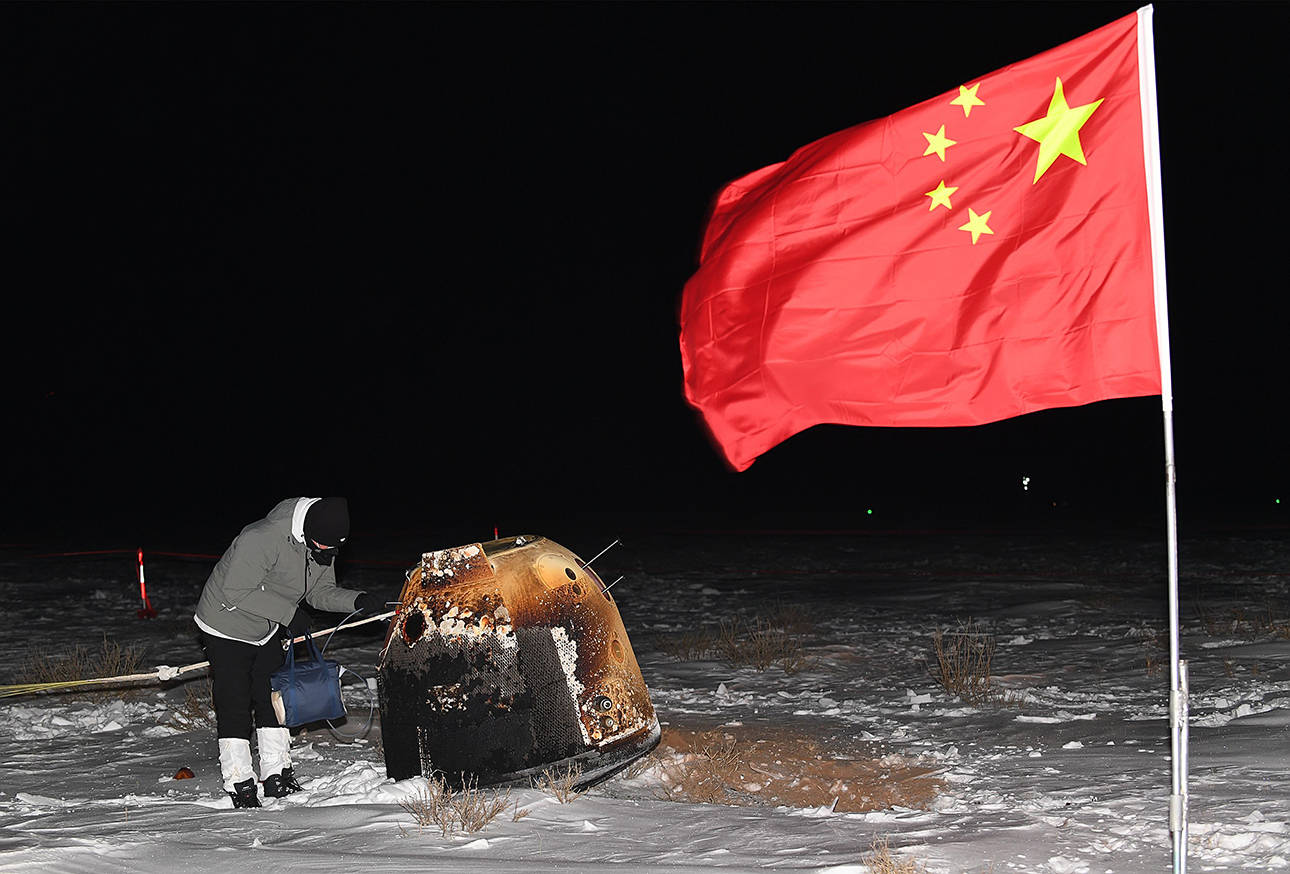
[
  {"x1": 354, "y1": 591, "x2": 387, "y2": 615},
  {"x1": 286, "y1": 607, "x2": 311, "y2": 639}
]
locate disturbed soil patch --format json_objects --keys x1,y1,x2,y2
[{"x1": 647, "y1": 724, "x2": 942, "y2": 812}]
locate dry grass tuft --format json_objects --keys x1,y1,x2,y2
[
  {"x1": 1143, "y1": 629, "x2": 1167, "y2": 677},
  {"x1": 621, "y1": 749, "x2": 659, "y2": 781},
  {"x1": 1197, "y1": 599, "x2": 1290, "y2": 640},
  {"x1": 166, "y1": 679, "x2": 216, "y2": 732},
  {"x1": 658, "y1": 612, "x2": 812, "y2": 674},
  {"x1": 929, "y1": 621, "x2": 994, "y2": 704},
  {"x1": 535, "y1": 762, "x2": 585, "y2": 803},
  {"x1": 660, "y1": 608, "x2": 810, "y2": 675},
  {"x1": 716, "y1": 617, "x2": 812, "y2": 674},
  {"x1": 657, "y1": 731, "x2": 748, "y2": 805},
  {"x1": 655, "y1": 628, "x2": 721, "y2": 662},
  {"x1": 398, "y1": 773, "x2": 510, "y2": 838},
  {"x1": 764, "y1": 601, "x2": 813, "y2": 633},
  {"x1": 863, "y1": 836, "x2": 925, "y2": 873},
  {"x1": 19, "y1": 634, "x2": 146, "y2": 700},
  {"x1": 650, "y1": 726, "x2": 942, "y2": 812}
]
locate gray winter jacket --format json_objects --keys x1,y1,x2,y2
[{"x1": 194, "y1": 498, "x2": 362, "y2": 643}]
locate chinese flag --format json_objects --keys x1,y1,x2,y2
[{"x1": 679, "y1": 10, "x2": 1164, "y2": 471}]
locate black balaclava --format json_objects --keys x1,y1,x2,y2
[{"x1": 303, "y1": 497, "x2": 349, "y2": 565}]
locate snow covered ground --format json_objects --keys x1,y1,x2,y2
[{"x1": 1, "y1": 525, "x2": 1287, "y2": 872}]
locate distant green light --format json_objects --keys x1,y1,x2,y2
[{"x1": 867, "y1": 508, "x2": 874, "y2": 515}]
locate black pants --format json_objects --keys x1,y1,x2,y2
[{"x1": 201, "y1": 631, "x2": 287, "y2": 739}]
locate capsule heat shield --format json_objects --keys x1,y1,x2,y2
[{"x1": 377, "y1": 536, "x2": 659, "y2": 788}]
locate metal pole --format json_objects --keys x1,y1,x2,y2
[
  {"x1": 1163, "y1": 409, "x2": 1187, "y2": 874},
  {"x1": 1136, "y1": 8, "x2": 1186, "y2": 869}
]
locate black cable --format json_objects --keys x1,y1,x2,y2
[{"x1": 320, "y1": 609, "x2": 382, "y2": 742}]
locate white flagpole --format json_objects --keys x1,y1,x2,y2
[{"x1": 1137, "y1": 7, "x2": 1187, "y2": 873}]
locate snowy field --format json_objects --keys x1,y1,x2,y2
[{"x1": 1, "y1": 525, "x2": 1287, "y2": 873}]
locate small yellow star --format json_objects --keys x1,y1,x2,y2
[
  {"x1": 924, "y1": 180, "x2": 958, "y2": 211},
  {"x1": 1014, "y1": 77, "x2": 1104, "y2": 183},
  {"x1": 922, "y1": 125, "x2": 956, "y2": 162},
  {"x1": 950, "y1": 83, "x2": 985, "y2": 118},
  {"x1": 958, "y1": 208, "x2": 994, "y2": 244}
]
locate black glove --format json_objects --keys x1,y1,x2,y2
[
  {"x1": 286, "y1": 607, "x2": 311, "y2": 639},
  {"x1": 354, "y1": 591, "x2": 386, "y2": 615}
]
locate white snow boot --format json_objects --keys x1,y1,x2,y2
[
  {"x1": 218, "y1": 737, "x2": 259, "y2": 807},
  {"x1": 257, "y1": 726, "x2": 294, "y2": 788}
]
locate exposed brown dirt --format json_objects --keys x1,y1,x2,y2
[{"x1": 649, "y1": 724, "x2": 943, "y2": 812}]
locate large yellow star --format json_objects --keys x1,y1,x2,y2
[
  {"x1": 958, "y1": 208, "x2": 994, "y2": 244},
  {"x1": 950, "y1": 83, "x2": 985, "y2": 118},
  {"x1": 924, "y1": 180, "x2": 958, "y2": 211},
  {"x1": 1014, "y1": 77, "x2": 1104, "y2": 183},
  {"x1": 922, "y1": 125, "x2": 956, "y2": 162}
]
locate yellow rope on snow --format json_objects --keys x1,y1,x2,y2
[
  {"x1": 0, "y1": 610, "x2": 395, "y2": 699},
  {"x1": 0, "y1": 673, "x2": 162, "y2": 698}
]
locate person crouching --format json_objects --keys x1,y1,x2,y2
[{"x1": 193, "y1": 496, "x2": 384, "y2": 808}]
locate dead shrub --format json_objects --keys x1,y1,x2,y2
[
  {"x1": 1141, "y1": 628, "x2": 1166, "y2": 677},
  {"x1": 1196, "y1": 600, "x2": 1290, "y2": 640},
  {"x1": 863, "y1": 836, "x2": 925, "y2": 874},
  {"x1": 535, "y1": 762, "x2": 585, "y2": 803},
  {"x1": 166, "y1": 679, "x2": 216, "y2": 732},
  {"x1": 398, "y1": 772, "x2": 510, "y2": 838},
  {"x1": 657, "y1": 731, "x2": 748, "y2": 805},
  {"x1": 1242, "y1": 603, "x2": 1290, "y2": 639},
  {"x1": 399, "y1": 780, "x2": 449, "y2": 836},
  {"x1": 20, "y1": 634, "x2": 146, "y2": 700},
  {"x1": 716, "y1": 617, "x2": 812, "y2": 674},
  {"x1": 655, "y1": 628, "x2": 721, "y2": 662},
  {"x1": 657, "y1": 610, "x2": 813, "y2": 674},
  {"x1": 765, "y1": 601, "x2": 813, "y2": 633},
  {"x1": 621, "y1": 749, "x2": 659, "y2": 781},
  {"x1": 1196, "y1": 601, "x2": 1225, "y2": 637},
  {"x1": 929, "y1": 622, "x2": 994, "y2": 703}
]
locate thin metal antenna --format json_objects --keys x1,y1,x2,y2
[
  {"x1": 578, "y1": 538, "x2": 621, "y2": 569},
  {"x1": 603, "y1": 575, "x2": 625, "y2": 593}
]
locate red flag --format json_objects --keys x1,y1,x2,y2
[{"x1": 679, "y1": 10, "x2": 1164, "y2": 471}]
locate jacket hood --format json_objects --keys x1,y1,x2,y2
[{"x1": 291, "y1": 497, "x2": 321, "y2": 543}]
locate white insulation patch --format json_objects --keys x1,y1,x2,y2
[{"x1": 550, "y1": 625, "x2": 590, "y2": 744}]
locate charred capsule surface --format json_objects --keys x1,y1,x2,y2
[{"x1": 377, "y1": 535, "x2": 659, "y2": 787}]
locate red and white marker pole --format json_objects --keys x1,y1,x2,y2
[{"x1": 136, "y1": 547, "x2": 157, "y2": 619}]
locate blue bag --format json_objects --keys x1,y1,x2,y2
[{"x1": 270, "y1": 633, "x2": 345, "y2": 727}]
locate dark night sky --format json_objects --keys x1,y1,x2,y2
[{"x1": 1, "y1": 1, "x2": 1284, "y2": 547}]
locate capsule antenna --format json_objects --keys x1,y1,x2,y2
[{"x1": 578, "y1": 538, "x2": 621, "y2": 570}]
